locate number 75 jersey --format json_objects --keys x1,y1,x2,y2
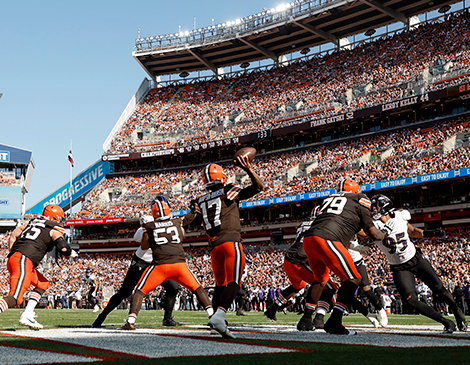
[{"x1": 373, "y1": 209, "x2": 416, "y2": 265}]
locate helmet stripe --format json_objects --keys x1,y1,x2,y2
[
  {"x1": 204, "y1": 164, "x2": 212, "y2": 183},
  {"x1": 155, "y1": 200, "x2": 163, "y2": 217},
  {"x1": 338, "y1": 179, "x2": 345, "y2": 192}
]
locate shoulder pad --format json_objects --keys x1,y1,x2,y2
[
  {"x1": 143, "y1": 222, "x2": 155, "y2": 230},
  {"x1": 397, "y1": 209, "x2": 411, "y2": 221},
  {"x1": 52, "y1": 225, "x2": 66, "y2": 234},
  {"x1": 133, "y1": 227, "x2": 145, "y2": 243},
  {"x1": 172, "y1": 217, "x2": 183, "y2": 227},
  {"x1": 358, "y1": 195, "x2": 371, "y2": 209},
  {"x1": 226, "y1": 184, "x2": 242, "y2": 200}
]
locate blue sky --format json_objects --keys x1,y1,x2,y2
[
  {"x1": 0, "y1": 0, "x2": 284, "y2": 209},
  {"x1": 1, "y1": 1, "x2": 462, "y2": 211}
]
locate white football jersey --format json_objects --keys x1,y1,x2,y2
[
  {"x1": 83, "y1": 274, "x2": 97, "y2": 286},
  {"x1": 133, "y1": 227, "x2": 153, "y2": 263},
  {"x1": 373, "y1": 209, "x2": 416, "y2": 265},
  {"x1": 348, "y1": 238, "x2": 362, "y2": 263}
]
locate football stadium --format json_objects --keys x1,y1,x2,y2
[{"x1": 1, "y1": 0, "x2": 470, "y2": 363}]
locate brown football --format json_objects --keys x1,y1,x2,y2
[{"x1": 233, "y1": 147, "x2": 257, "y2": 167}]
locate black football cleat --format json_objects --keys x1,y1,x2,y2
[
  {"x1": 443, "y1": 319, "x2": 456, "y2": 334},
  {"x1": 264, "y1": 306, "x2": 277, "y2": 322},
  {"x1": 297, "y1": 315, "x2": 314, "y2": 331},
  {"x1": 455, "y1": 308, "x2": 468, "y2": 332},
  {"x1": 313, "y1": 313, "x2": 325, "y2": 329},
  {"x1": 162, "y1": 317, "x2": 184, "y2": 327},
  {"x1": 324, "y1": 321, "x2": 356, "y2": 335},
  {"x1": 120, "y1": 321, "x2": 136, "y2": 330}
]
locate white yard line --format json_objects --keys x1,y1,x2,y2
[{"x1": 1, "y1": 324, "x2": 468, "y2": 365}]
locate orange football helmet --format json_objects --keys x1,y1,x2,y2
[
  {"x1": 202, "y1": 163, "x2": 227, "y2": 189},
  {"x1": 42, "y1": 204, "x2": 65, "y2": 223},
  {"x1": 337, "y1": 178, "x2": 361, "y2": 193},
  {"x1": 151, "y1": 200, "x2": 171, "y2": 221}
]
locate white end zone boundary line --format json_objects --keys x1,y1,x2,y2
[{"x1": 1, "y1": 324, "x2": 469, "y2": 364}]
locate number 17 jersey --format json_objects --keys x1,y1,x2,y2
[{"x1": 195, "y1": 184, "x2": 244, "y2": 249}]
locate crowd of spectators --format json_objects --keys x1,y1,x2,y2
[
  {"x1": 0, "y1": 171, "x2": 20, "y2": 187},
  {"x1": 105, "y1": 11, "x2": 470, "y2": 155},
  {"x1": 72, "y1": 114, "x2": 470, "y2": 220},
  {"x1": 71, "y1": 11, "x2": 470, "y2": 221},
  {"x1": 1, "y1": 227, "x2": 470, "y2": 315}
]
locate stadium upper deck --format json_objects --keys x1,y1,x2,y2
[
  {"x1": 133, "y1": 0, "x2": 461, "y2": 78},
  {"x1": 62, "y1": 3, "x2": 470, "y2": 248},
  {"x1": 104, "y1": 9, "x2": 470, "y2": 159}
]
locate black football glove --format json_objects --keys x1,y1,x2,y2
[
  {"x1": 423, "y1": 227, "x2": 445, "y2": 238},
  {"x1": 189, "y1": 199, "x2": 197, "y2": 214}
]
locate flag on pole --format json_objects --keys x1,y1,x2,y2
[{"x1": 68, "y1": 149, "x2": 74, "y2": 167}]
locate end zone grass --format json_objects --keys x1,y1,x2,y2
[{"x1": 1, "y1": 309, "x2": 469, "y2": 365}]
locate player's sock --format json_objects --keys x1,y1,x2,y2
[
  {"x1": 24, "y1": 291, "x2": 42, "y2": 317},
  {"x1": 302, "y1": 303, "x2": 316, "y2": 318},
  {"x1": 363, "y1": 289, "x2": 383, "y2": 310},
  {"x1": 218, "y1": 282, "x2": 239, "y2": 310},
  {"x1": 329, "y1": 302, "x2": 348, "y2": 324},
  {"x1": 407, "y1": 296, "x2": 446, "y2": 322},
  {"x1": 205, "y1": 306, "x2": 214, "y2": 317},
  {"x1": 127, "y1": 313, "x2": 137, "y2": 324},
  {"x1": 0, "y1": 299, "x2": 8, "y2": 313},
  {"x1": 214, "y1": 307, "x2": 227, "y2": 318},
  {"x1": 193, "y1": 286, "x2": 213, "y2": 317},
  {"x1": 350, "y1": 297, "x2": 368, "y2": 316},
  {"x1": 211, "y1": 286, "x2": 225, "y2": 312},
  {"x1": 275, "y1": 293, "x2": 288, "y2": 307},
  {"x1": 277, "y1": 285, "x2": 297, "y2": 304},
  {"x1": 129, "y1": 290, "x2": 144, "y2": 320},
  {"x1": 328, "y1": 281, "x2": 358, "y2": 325},
  {"x1": 316, "y1": 300, "x2": 330, "y2": 315}
]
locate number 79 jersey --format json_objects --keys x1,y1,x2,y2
[
  {"x1": 305, "y1": 192, "x2": 375, "y2": 247},
  {"x1": 373, "y1": 209, "x2": 416, "y2": 265}
]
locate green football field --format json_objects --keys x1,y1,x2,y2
[{"x1": 1, "y1": 309, "x2": 469, "y2": 365}]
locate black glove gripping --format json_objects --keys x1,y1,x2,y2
[
  {"x1": 189, "y1": 199, "x2": 197, "y2": 214},
  {"x1": 423, "y1": 227, "x2": 445, "y2": 238}
]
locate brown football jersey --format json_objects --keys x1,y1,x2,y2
[
  {"x1": 143, "y1": 217, "x2": 186, "y2": 265},
  {"x1": 305, "y1": 192, "x2": 374, "y2": 247},
  {"x1": 195, "y1": 183, "x2": 260, "y2": 249},
  {"x1": 8, "y1": 217, "x2": 65, "y2": 267}
]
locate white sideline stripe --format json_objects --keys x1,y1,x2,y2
[
  {"x1": 4, "y1": 328, "x2": 295, "y2": 360},
  {"x1": 2, "y1": 324, "x2": 468, "y2": 365},
  {"x1": 0, "y1": 345, "x2": 100, "y2": 364}
]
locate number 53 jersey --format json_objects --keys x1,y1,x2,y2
[
  {"x1": 144, "y1": 218, "x2": 186, "y2": 265},
  {"x1": 373, "y1": 209, "x2": 416, "y2": 265},
  {"x1": 305, "y1": 192, "x2": 375, "y2": 247}
]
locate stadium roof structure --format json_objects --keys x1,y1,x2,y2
[
  {"x1": 133, "y1": 0, "x2": 460, "y2": 79},
  {"x1": 0, "y1": 143, "x2": 34, "y2": 167}
]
